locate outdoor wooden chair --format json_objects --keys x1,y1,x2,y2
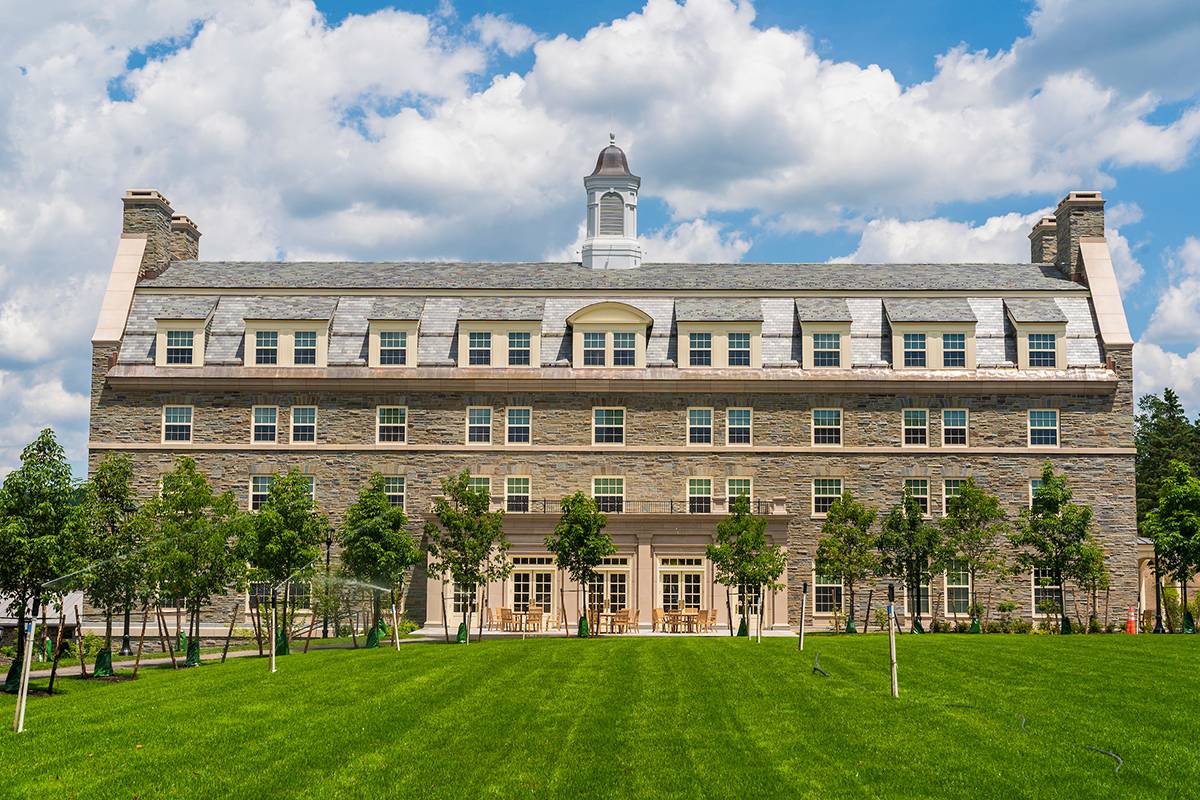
[
  {"x1": 695, "y1": 609, "x2": 709, "y2": 633},
  {"x1": 528, "y1": 605, "x2": 544, "y2": 632},
  {"x1": 486, "y1": 607, "x2": 499, "y2": 631},
  {"x1": 683, "y1": 608, "x2": 699, "y2": 633},
  {"x1": 500, "y1": 607, "x2": 514, "y2": 632},
  {"x1": 652, "y1": 608, "x2": 665, "y2": 632},
  {"x1": 708, "y1": 608, "x2": 719, "y2": 632},
  {"x1": 618, "y1": 608, "x2": 639, "y2": 633}
]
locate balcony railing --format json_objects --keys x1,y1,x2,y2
[{"x1": 496, "y1": 497, "x2": 785, "y2": 515}]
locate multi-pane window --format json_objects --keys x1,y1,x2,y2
[
  {"x1": 903, "y1": 333, "x2": 927, "y2": 367},
  {"x1": 812, "y1": 408, "x2": 842, "y2": 446},
  {"x1": 513, "y1": 570, "x2": 553, "y2": 613},
  {"x1": 687, "y1": 408, "x2": 713, "y2": 445},
  {"x1": 376, "y1": 406, "x2": 407, "y2": 443},
  {"x1": 736, "y1": 583, "x2": 762, "y2": 617},
  {"x1": 727, "y1": 478, "x2": 752, "y2": 508},
  {"x1": 1029, "y1": 410, "x2": 1058, "y2": 446},
  {"x1": 688, "y1": 332, "x2": 712, "y2": 367},
  {"x1": 293, "y1": 331, "x2": 317, "y2": 365},
  {"x1": 163, "y1": 405, "x2": 193, "y2": 442},
  {"x1": 590, "y1": 565, "x2": 629, "y2": 612},
  {"x1": 593, "y1": 408, "x2": 625, "y2": 444},
  {"x1": 1029, "y1": 333, "x2": 1057, "y2": 367},
  {"x1": 383, "y1": 476, "x2": 405, "y2": 508},
  {"x1": 467, "y1": 407, "x2": 492, "y2": 443},
  {"x1": 942, "y1": 333, "x2": 966, "y2": 368},
  {"x1": 613, "y1": 332, "x2": 636, "y2": 366},
  {"x1": 1033, "y1": 567, "x2": 1060, "y2": 612},
  {"x1": 507, "y1": 331, "x2": 531, "y2": 366},
  {"x1": 452, "y1": 582, "x2": 475, "y2": 615},
  {"x1": 903, "y1": 409, "x2": 928, "y2": 446},
  {"x1": 814, "y1": 574, "x2": 842, "y2": 614},
  {"x1": 583, "y1": 332, "x2": 606, "y2": 366},
  {"x1": 1029, "y1": 478, "x2": 1044, "y2": 509},
  {"x1": 291, "y1": 406, "x2": 316, "y2": 443},
  {"x1": 593, "y1": 477, "x2": 624, "y2": 513},
  {"x1": 255, "y1": 331, "x2": 278, "y2": 365},
  {"x1": 813, "y1": 478, "x2": 842, "y2": 516},
  {"x1": 506, "y1": 476, "x2": 530, "y2": 513},
  {"x1": 946, "y1": 560, "x2": 970, "y2": 614},
  {"x1": 942, "y1": 409, "x2": 968, "y2": 446},
  {"x1": 908, "y1": 583, "x2": 931, "y2": 616},
  {"x1": 688, "y1": 478, "x2": 712, "y2": 514},
  {"x1": 379, "y1": 331, "x2": 407, "y2": 365},
  {"x1": 467, "y1": 476, "x2": 491, "y2": 500},
  {"x1": 253, "y1": 406, "x2": 278, "y2": 442},
  {"x1": 728, "y1": 332, "x2": 751, "y2": 366},
  {"x1": 904, "y1": 478, "x2": 930, "y2": 515},
  {"x1": 726, "y1": 407, "x2": 752, "y2": 445},
  {"x1": 165, "y1": 330, "x2": 194, "y2": 364},
  {"x1": 813, "y1": 332, "x2": 841, "y2": 367},
  {"x1": 506, "y1": 407, "x2": 531, "y2": 444},
  {"x1": 943, "y1": 478, "x2": 967, "y2": 515},
  {"x1": 251, "y1": 475, "x2": 273, "y2": 511},
  {"x1": 468, "y1": 332, "x2": 492, "y2": 366}
]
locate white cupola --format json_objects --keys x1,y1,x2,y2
[{"x1": 582, "y1": 134, "x2": 642, "y2": 270}]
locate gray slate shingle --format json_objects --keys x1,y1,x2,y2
[
  {"x1": 795, "y1": 298, "x2": 852, "y2": 322},
  {"x1": 458, "y1": 297, "x2": 544, "y2": 321},
  {"x1": 884, "y1": 297, "x2": 977, "y2": 323},
  {"x1": 674, "y1": 297, "x2": 763, "y2": 322},
  {"x1": 1005, "y1": 298, "x2": 1068, "y2": 323}
]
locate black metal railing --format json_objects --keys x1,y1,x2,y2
[{"x1": 505, "y1": 498, "x2": 776, "y2": 515}]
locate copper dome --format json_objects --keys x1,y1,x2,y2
[{"x1": 589, "y1": 135, "x2": 636, "y2": 177}]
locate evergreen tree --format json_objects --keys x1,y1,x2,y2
[
  {"x1": 1145, "y1": 460, "x2": 1200, "y2": 632},
  {"x1": 814, "y1": 491, "x2": 879, "y2": 632},
  {"x1": 1135, "y1": 389, "x2": 1200, "y2": 529}
]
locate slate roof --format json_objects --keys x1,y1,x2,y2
[
  {"x1": 140, "y1": 261, "x2": 1087, "y2": 292},
  {"x1": 368, "y1": 298, "x2": 425, "y2": 320},
  {"x1": 674, "y1": 297, "x2": 762, "y2": 322},
  {"x1": 244, "y1": 297, "x2": 338, "y2": 320},
  {"x1": 884, "y1": 297, "x2": 977, "y2": 323},
  {"x1": 794, "y1": 298, "x2": 852, "y2": 322},
  {"x1": 1004, "y1": 298, "x2": 1069, "y2": 323},
  {"x1": 458, "y1": 297, "x2": 545, "y2": 321}
]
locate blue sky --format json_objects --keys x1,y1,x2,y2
[{"x1": 3, "y1": 0, "x2": 1200, "y2": 476}]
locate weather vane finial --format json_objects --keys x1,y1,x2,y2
[{"x1": 609, "y1": 132, "x2": 615, "y2": 145}]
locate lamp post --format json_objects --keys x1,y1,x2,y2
[
  {"x1": 322, "y1": 533, "x2": 333, "y2": 639},
  {"x1": 118, "y1": 603, "x2": 133, "y2": 656},
  {"x1": 1153, "y1": 546, "x2": 1165, "y2": 634}
]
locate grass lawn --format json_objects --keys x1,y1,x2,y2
[{"x1": 0, "y1": 634, "x2": 1195, "y2": 799}]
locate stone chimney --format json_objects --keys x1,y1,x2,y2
[
  {"x1": 170, "y1": 214, "x2": 201, "y2": 261},
  {"x1": 1053, "y1": 191, "x2": 1104, "y2": 282},
  {"x1": 122, "y1": 189, "x2": 174, "y2": 279},
  {"x1": 1028, "y1": 216, "x2": 1056, "y2": 264}
]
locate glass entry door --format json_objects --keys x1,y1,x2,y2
[
  {"x1": 513, "y1": 571, "x2": 553, "y2": 612},
  {"x1": 661, "y1": 572, "x2": 702, "y2": 610}
]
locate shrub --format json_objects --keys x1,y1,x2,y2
[{"x1": 1162, "y1": 588, "x2": 1181, "y2": 632}]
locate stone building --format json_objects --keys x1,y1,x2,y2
[{"x1": 88, "y1": 142, "x2": 1136, "y2": 634}]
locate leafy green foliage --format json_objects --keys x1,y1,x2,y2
[
  {"x1": 1144, "y1": 460, "x2": 1200, "y2": 586},
  {"x1": 1135, "y1": 388, "x2": 1200, "y2": 530},
  {"x1": 708, "y1": 495, "x2": 785, "y2": 639},
  {"x1": 545, "y1": 492, "x2": 614, "y2": 631},
  {"x1": 339, "y1": 473, "x2": 422, "y2": 625},
  {"x1": 814, "y1": 491, "x2": 879, "y2": 626},
  {"x1": 939, "y1": 479, "x2": 1007, "y2": 619},
  {"x1": 878, "y1": 490, "x2": 943, "y2": 631},
  {"x1": 79, "y1": 454, "x2": 144, "y2": 644}
]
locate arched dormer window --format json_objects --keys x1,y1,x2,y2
[
  {"x1": 567, "y1": 301, "x2": 651, "y2": 368},
  {"x1": 598, "y1": 192, "x2": 625, "y2": 236}
]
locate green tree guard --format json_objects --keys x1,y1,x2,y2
[
  {"x1": 911, "y1": 618, "x2": 924, "y2": 634},
  {"x1": 456, "y1": 622, "x2": 469, "y2": 643},
  {"x1": 1184, "y1": 609, "x2": 1196, "y2": 634},
  {"x1": 275, "y1": 626, "x2": 290, "y2": 656},
  {"x1": 365, "y1": 623, "x2": 380, "y2": 648},
  {"x1": 177, "y1": 630, "x2": 187, "y2": 654},
  {"x1": 577, "y1": 616, "x2": 589, "y2": 638},
  {"x1": 94, "y1": 648, "x2": 114, "y2": 677},
  {"x1": 969, "y1": 617, "x2": 981, "y2": 634},
  {"x1": 1060, "y1": 616, "x2": 1072, "y2": 635},
  {"x1": 185, "y1": 638, "x2": 201, "y2": 667},
  {"x1": 736, "y1": 616, "x2": 748, "y2": 637},
  {"x1": 845, "y1": 619, "x2": 857, "y2": 633},
  {"x1": 42, "y1": 637, "x2": 53, "y2": 662},
  {"x1": 3, "y1": 661, "x2": 20, "y2": 694}
]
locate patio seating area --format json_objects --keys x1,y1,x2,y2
[{"x1": 477, "y1": 606, "x2": 729, "y2": 635}]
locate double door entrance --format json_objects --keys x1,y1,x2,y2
[{"x1": 659, "y1": 557, "x2": 704, "y2": 611}]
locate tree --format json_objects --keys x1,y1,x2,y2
[
  {"x1": 143, "y1": 458, "x2": 249, "y2": 664},
  {"x1": 814, "y1": 492, "x2": 879, "y2": 632},
  {"x1": 79, "y1": 453, "x2": 142, "y2": 673},
  {"x1": 1008, "y1": 462, "x2": 1095, "y2": 635},
  {"x1": 1135, "y1": 389, "x2": 1199, "y2": 529},
  {"x1": 424, "y1": 471, "x2": 509, "y2": 643},
  {"x1": 708, "y1": 495, "x2": 784, "y2": 642},
  {"x1": 239, "y1": 469, "x2": 329, "y2": 651},
  {"x1": 1069, "y1": 539, "x2": 1110, "y2": 631},
  {"x1": 340, "y1": 473, "x2": 422, "y2": 633},
  {"x1": 877, "y1": 490, "x2": 943, "y2": 633},
  {"x1": 939, "y1": 479, "x2": 1007, "y2": 629},
  {"x1": 0, "y1": 429, "x2": 86, "y2": 693},
  {"x1": 545, "y1": 491, "x2": 614, "y2": 637},
  {"x1": 1145, "y1": 460, "x2": 1200, "y2": 633}
]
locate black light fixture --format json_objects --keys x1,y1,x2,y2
[{"x1": 322, "y1": 533, "x2": 334, "y2": 638}]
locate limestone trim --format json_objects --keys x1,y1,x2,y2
[
  {"x1": 890, "y1": 322, "x2": 976, "y2": 371},
  {"x1": 367, "y1": 320, "x2": 419, "y2": 368},
  {"x1": 244, "y1": 320, "x2": 330, "y2": 368},
  {"x1": 676, "y1": 322, "x2": 763, "y2": 369},
  {"x1": 456, "y1": 321, "x2": 540, "y2": 368},
  {"x1": 93, "y1": 236, "x2": 149, "y2": 343},
  {"x1": 800, "y1": 321, "x2": 852, "y2": 369},
  {"x1": 1079, "y1": 239, "x2": 1135, "y2": 347},
  {"x1": 154, "y1": 319, "x2": 206, "y2": 367},
  {"x1": 88, "y1": 441, "x2": 1136, "y2": 456},
  {"x1": 137, "y1": 287, "x2": 1092, "y2": 298}
]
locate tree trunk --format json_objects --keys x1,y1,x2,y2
[
  {"x1": 282, "y1": 583, "x2": 291, "y2": 647},
  {"x1": 74, "y1": 606, "x2": 88, "y2": 677},
  {"x1": 1058, "y1": 571, "x2": 1069, "y2": 634},
  {"x1": 561, "y1": 583, "x2": 569, "y2": 637},
  {"x1": 132, "y1": 606, "x2": 149, "y2": 679},
  {"x1": 1182, "y1": 582, "x2": 1189, "y2": 634},
  {"x1": 156, "y1": 607, "x2": 178, "y2": 669},
  {"x1": 440, "y1": 587, "x2": 450, "y2": 643},
  {"x1": 105, "y1": 609, "x2": 113, "y2": 652},
  {"x1": 222, "y1": 602, "x2": 240, "y2": 663},
  {"x1": 726, "y1": 585, "x2": 734, "y2": 637},
  {"x1": 476, "y1": 586, "x2": 484, "y2": 642},
  {"x1": 348, "y1": 603, "x2": 359, "y2": 648},
  {"x1": 47, "y1": 610, "x2": 66, "y2": 695},
  {"x1": 757, "y1": 586, "x2": 765, "y2": 643},
  {"x1": 13, "y1": 602, "x2": 27, "y2": 686}
]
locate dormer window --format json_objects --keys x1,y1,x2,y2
[
  {"x1": 688, "y1": 333, "x2": 712, "y2": 366},
  {"x1": 812, "y1": 333, "x2": 841, "y2": 367},
  {"x1": 884, "y1": 299, "x2": 977, "y2": 371},
  {"x1": 455, "y1": 299, "x2": 542, "y2": 369},
  {"x1": 1005, "y1": 299, "x2": 1067, "y2": 370},
  {"x1": 943, "y1": 333, "x2": 967, "y2": 368},
  {"x1": 1028, "y1": 333, "x2": 1057, "y2": 367},
  {"x1": 468, "y1": 332, "x2": 492, "y2": 365},
  {"x1": 293, "y1": 331, "x2": 317, "y2": 365},
  {"x1": 567, "y1": 302, "x2": 651, "y2": 368},
  {"x1": 256, "y1": 331, "x2": 278, "y2": 365},
  {"x1": 728, "y1": 333, "x2": 751, "y2": 366},
  {"x1": 245, "y1": 321, "x2": 329, "y2": 368},
  {"x1": 155, "y1": 319, "x2": 206, "y2": 367},
  {"x1": 380, "y1": 331, "x2": 407, "y2": 365},
  {"x1": 796, "y1": 299, "x2": 853, "y2": 370},
  {"x1": 903, "y1": 333, "x2": 927, "y2": 367}
]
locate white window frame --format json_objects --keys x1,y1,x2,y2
[
  {"x1": 164, "y1": 329, "x2": 195, "y2": 365},
  {"x1": 290, "y1": 406, "x2": 317, "y2": 443},
  {"x1": 904, "y1": 478, "x2": 930, "y2": 516},
  {"x1": 902, "y1": 332, "x2": 927, "y2": 368},
  {"x1": 812, "y1": 478, "x2": 843, "y2": 518},
  {"x1": 941, "y1": 332, "x2": 968, "y2": 369},
  {"x1": 467, "y1": 331, "x2": 492, "y2": 366},
  {"x1": 592, "y1": 475, "x2": 625, "y2": 513},
  {"x1": 368, "y1": 321, "x2": 419, "y2": 368},
  {"x1": 942, "y1": 478, "x2": 968, "y2": 516},
  {"x1": 687, "y1": 407, "x2": 713, "y2": 446},
  {"x1": 1027, "y1": 332, "x2": 1058, "y2": 368},
  {"x1": 687, "y1": 477, "x2": 713, "y2": 514},
  {"x1": 252, "y1": 405, "x2": 279, "y2": 443},
  {"x1": 292, "y1": 329, "x2": 319, "y2": 365},
  {"x1": 945, "y1": 560, "x2": 971, "y2": 616},
  {"x1": 1031, "y1": 567, "x2": 1061, "y2": 617},
  {"x1": 466, "y1": 406, "x2": 493, "y2": 445},
  {"x1": 378, "y1": 329, "x2": 409, "y2": 366},
  {"x1": 812, "y1": 408, "x2": 843, "y2": 447},
  {"x1": 1028, "y1": 478, "x2": 1044, "y2": 509},
  {"x1": 942, "y1": 408, "x2": 969, "y2": 447},
  {"x1": 727, "y1": 331, "x2": 752, "y2": 367},
  {"x1": 507, "y1": 331, "x2": 532, "y2": 367},
  {"x1": 592, "y1": 407, "x2": 625, "y2": 446},
  {"x1": 505, "y1": 476, "x2": 531, "y2": 513},
  {"x1": 161, "y1": 404, "x2": 194, "y2": 443},
  {"x1": 155, "y1": 320, "x2": 206, "y2": 367},
  {"x1": 725, "y1": 407, "x2": 752, "y2": 446},
  {"x1": 375, "y1": 406, "x2": 408, "y2": 444},
  {"x1": 687, "y1": 332, "x2": 713, "y2": 367},
  {"x1": 467, "y1": 475, "x2": 492, "y2": 502},
  {"x1": 382, "y1": 476, "x2": 406, "y2": 510},
  {"x1": 505, "y1": 406, "x2": 532, "y2": 445},
  {"x1": 255, "y1": 330, "x2": 279, "y2": 366},
  {"x1": 726, "y1": 477, "x2": 753, "y2": 508},
  {"x1": 813, "y1": 572, "x2": 843, "y2": 616},
  {"x1": 1028, "y1": 409, "x2": 1059, "y2": 447},
  {"x1": 902, "y1": 408, "x2": 929, "y2": 448},
  {"x1": 250, "y1": 474, "x2": 274, "y2": 511}
]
